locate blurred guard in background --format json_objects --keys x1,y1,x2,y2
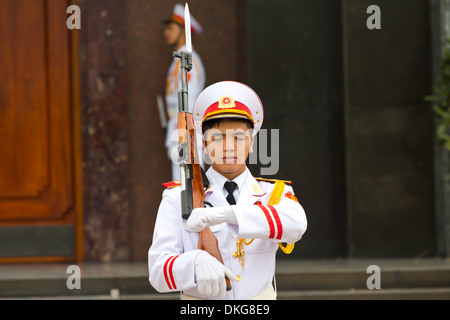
[{"x1": 163, "y1": 3, "x2": 206, "y2": 180}]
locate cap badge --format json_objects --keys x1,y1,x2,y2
[{"x1": 218, "y1": 96, "x2": 236, "y2": 109}]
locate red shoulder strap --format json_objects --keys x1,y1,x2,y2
[{"x1": 162, "y1": 180, "x2": 182, "y2": 189}]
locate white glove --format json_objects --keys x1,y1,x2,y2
[
  {"x1": 194, "y1": 251, "x2": 236, "y2": 298},
  {"x1": 186, "y1": 206, "x2": 237, "y2": 232}
]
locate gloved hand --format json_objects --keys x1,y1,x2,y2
[
  {"x1": 186, "y1": 206, "x2": 237, "y2": 232},
  {"x1": 194, "y1": 251, "x2": 236, "y2": 297}
]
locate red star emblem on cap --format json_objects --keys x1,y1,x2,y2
[{"x1": 218, "y1": 96, "x2": 235, "y2": 109}]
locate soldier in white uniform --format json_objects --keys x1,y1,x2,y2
[
  {"x1": 163, "y1": 3, "x2": 206, "y2": 180},
  {"x1": 148, "y1": 81, "x2": 307, "y2": 300}
]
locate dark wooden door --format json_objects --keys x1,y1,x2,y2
[{"x1": 0, "y1": 0, "x2": 82, "y2": 262}]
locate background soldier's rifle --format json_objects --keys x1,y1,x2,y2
[{"x1": 174, "y1": 3, "x2": 232, "y2": 291}]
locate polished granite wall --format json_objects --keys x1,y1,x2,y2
[{"x1": 247, "y1": 0, "x2": 435, "y2": 258}]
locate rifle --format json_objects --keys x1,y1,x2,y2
[{"x1": 174, "y1": 3, "x2": 232, "y2": 291}]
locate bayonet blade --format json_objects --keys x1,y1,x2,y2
[{"x1": 184, "y1": 3, "x2": 192, "y2": 52}]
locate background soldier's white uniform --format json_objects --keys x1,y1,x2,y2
[{"x1": 148, "y1": 81, "x2": 307, "y2": 300}]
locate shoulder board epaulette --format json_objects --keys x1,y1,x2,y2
[
  {"x1": 162, "y1": 180, "x2": 181, "y2": 189},
  {"x1": 255, "y1": 177, "x2": 292, "y2": 185}
]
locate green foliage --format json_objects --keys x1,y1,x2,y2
[
  {"x1": 426, "y1": 39, "x2": 450, "y2": 182},
  {"x1": 426, "y1": 39, "x2": 450, "y2": 152}
]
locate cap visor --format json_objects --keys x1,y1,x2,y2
[{"x1": 204, "y1": 113, "x2": 252, "y2": 122}]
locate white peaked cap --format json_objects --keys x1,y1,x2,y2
[
  {"x1": 166, "y1": 3, "x2": 203, "y2": 34},
  {"x1": 192, "y1": 81, "x2": 264, "y2": 137}
]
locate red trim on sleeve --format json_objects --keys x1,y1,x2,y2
[
  {"x1": 163, "y1": 255, "x2": 180, "y2": 290},
  {"x1": 257, "y1": 204, "x2": 275, "y2": 239},
  {"x1": 268, "y1": 205, "x2": 283, "y2": 240},
  {"x1": 163, "y1": 256, "x2": 174, "y2": 290},
  {"x1": 168, "y1": 255, "x2": 180, "y2": 290}
]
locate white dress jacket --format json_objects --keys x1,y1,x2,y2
[{"x1": 148, "y1": 167, "x2": 307, "y2": 300}]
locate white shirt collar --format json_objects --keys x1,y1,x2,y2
[{"x1": 206, "y1": 166, "x2": 250, "y2": 197}]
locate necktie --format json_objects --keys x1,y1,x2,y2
[{"x1": 224, "y1": 181, "x2": 238, "y2": 205}]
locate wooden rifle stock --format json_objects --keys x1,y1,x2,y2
[{"x1": 178, "y1": 112, "x2": 232, "y2": 291}]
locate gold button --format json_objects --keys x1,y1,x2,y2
[
  {"x1": 235, "y1": 275, "x2": 241, "y2": 281},
  {"x1": 232, "y1": 252, "x2": 238, "y2": 258}
]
